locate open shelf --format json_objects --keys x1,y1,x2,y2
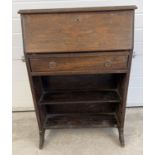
[
  {"x1": 39, "y1": 90, "x2": 120, "y2": 105},
  {"x1": 32, "y1": 74, "x2": 123, "y2": 129},
  {"x1": 44, "y1": 113, "x2": 117, "y2": 129}
]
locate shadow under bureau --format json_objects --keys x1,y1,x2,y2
[{"x1": 18, "y1": 5, "x2": 137, "y2": 149}]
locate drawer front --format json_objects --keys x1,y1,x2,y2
[
  {"x1": 23, "y1": 10, "x2": 134, "y2": 53},
  {"x1": 29, "y1": 52, "x2": 129, "y2": 74}
]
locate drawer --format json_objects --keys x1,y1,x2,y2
[
  {"x1": 22, "y1": 10, "x2": 134, "y2": 53},
  {"x1": 29, "y1": 52, "x2": 129, "y2": 75}
]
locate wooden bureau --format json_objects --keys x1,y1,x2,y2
[{"x1": 19, "y1": 5, "x2": 137, "y2": 149}]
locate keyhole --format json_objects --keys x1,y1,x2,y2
[{"x1": 76, "y1": 18, "x2": 80, "y2": 22}]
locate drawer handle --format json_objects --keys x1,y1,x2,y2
[
  {"x1": 21, "y1": 56, "x2": 25, "y2": 62},
  {"x1": 48, "y1": 61, "x2": 56, "y2": 69},
  {"x1": 104, "y1": 61, "x2": 112, "y2": 67}
]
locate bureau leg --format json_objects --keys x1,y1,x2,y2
[
  {"x1": 39, "y1": 129, "x2": 45, "y2": 149},
  {"x1": 118, "y1": 128, "x2": 125, "y2": 147}
]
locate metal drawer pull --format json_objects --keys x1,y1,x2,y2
[
  {"x1": 104, "y1": 61, "x2": 112, "y2": 67},
  {"x1": 132, "y1": 51, "x2": 136, "y2": 58},
  {"x1": 21, "y1": 56, "x2": 25, "y2": 62},
  {"x1": 49, "y1": 61, "x2": 56, "y2": 69}
]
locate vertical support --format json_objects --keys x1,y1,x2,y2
[
  {"x1": 118, "y1": 128, "x2": 125, "y2": 147},
  {"x1": 25, "y1": 62, "x2": 46, "y2": 149},
  {"x1": 20, "y1": 15, "x2": 46, "y2": 149},
  {"x1": 39, "y1": 129, "x2": 45, "y2": 149}
]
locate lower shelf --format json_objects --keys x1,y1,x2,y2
[{"x1": 44, "y1": 113, "x2": 117, "y2": 129}]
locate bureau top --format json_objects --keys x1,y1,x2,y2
[
  {"x1": 18, "y1": 5, "x2": 137, "y2": 14},
  {"x1": 19, "y1": 5, "x2": 137, "y2": 53}
]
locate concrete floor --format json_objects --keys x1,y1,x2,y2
[{"x1": 13, "y1": 108, "x2": 143, "y2": 155}]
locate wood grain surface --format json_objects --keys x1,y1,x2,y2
[
  {"x1": 23, "y1": 10, "x2": 134, "y2": 53},
  {"x1": 29, "y1": 52, "x2": 129, "y2": 74}
]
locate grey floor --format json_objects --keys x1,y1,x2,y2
[{"x1": 13, "y1": 108, "x2": 143, "y2": 155}]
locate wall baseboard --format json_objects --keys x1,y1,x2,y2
[{"x1": 12, "y1": 107, "x2": 34, "y2": 112}]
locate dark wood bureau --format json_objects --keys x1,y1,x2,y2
[{"x1": 18, "y1": 5, "x2": 137, "y2": 149}]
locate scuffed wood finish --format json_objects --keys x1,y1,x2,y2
[
  {"x1": 19, "y1": 6, "x2": 137, "y2": 149},
  {"x1": 44, "y1": 113, "x2": 117, "y2": 129},
  {"x1": 23, "y1": 11, "x2": 134, "y2": 53},
  {"x1": 29, "y1": 52, "x2": 129, "y2": 74}
]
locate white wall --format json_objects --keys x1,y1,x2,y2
[{"x1": 12, "y1": 0, "x2": 143, "y2": 111}]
